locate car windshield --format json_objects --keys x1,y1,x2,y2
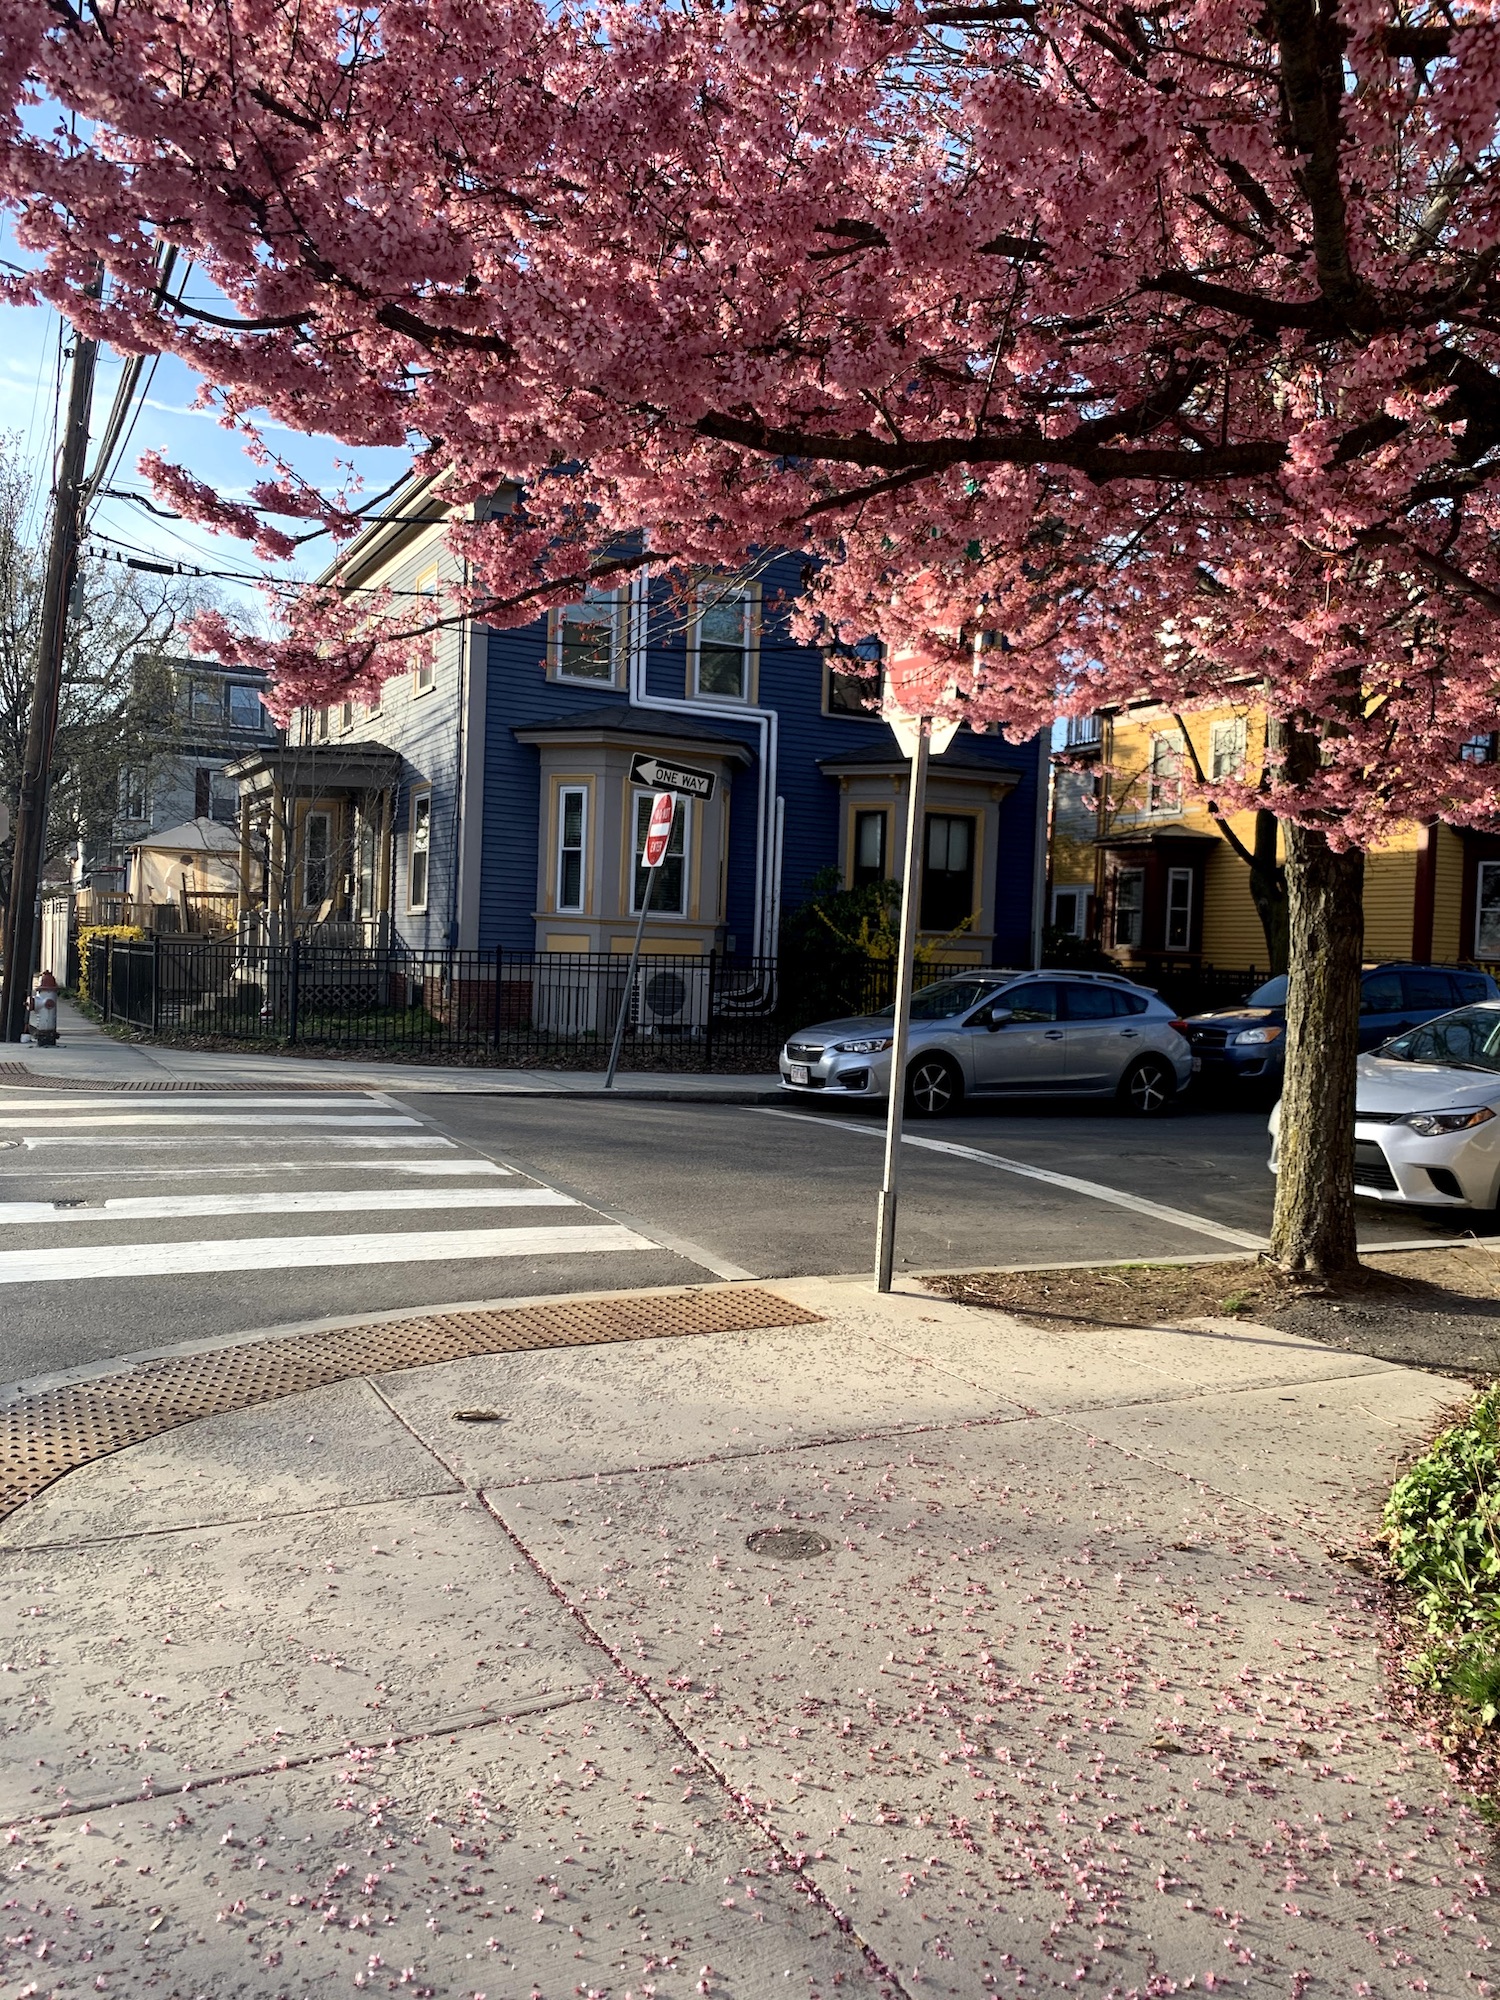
[
  {"x1": 1380, "y1": 1006, "x2": 1500, "y2": 1071},
  {"x1": 875, "y1": 979, "x2": 1001, "y2": 1022},
  {"x1": 1245, "y1": 975, "x2": 1289, "y2": 1007}
]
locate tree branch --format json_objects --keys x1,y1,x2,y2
[
  {"x1": 1264, "y1": 0, "x2": 1370, "y2": 319},
  {"x1": 1140, "y1": 271, "x2": 1337, "y2": 333},
  {"x1": 694, "y1": 411, "x2": 1285, "y2": 483},
  {"x1": 1171, "y1": 709, "x2": 1258, "y2": 868}
]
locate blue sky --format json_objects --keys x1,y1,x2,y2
[{"x1": 0, "y1": 289, "x2": 413, "y2": 626}]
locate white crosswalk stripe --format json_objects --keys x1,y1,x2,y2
[
  {"x1": 0, "y1": 1096, "x2": 394, "y2": 1111},
  {"x1": 0, "y1": 1112, "x2": 420, "y2": 1128},
  {"x1": 20, "y1": 1134, "x2": 457, "y2": 1149},
  {"x1": 0, "y1": 1225, "x2": 652, "y2": 1284},
  {"x1": 0, "y1": 1188, "x2": 574, "y2": 1224},
  {"x1": 0, "y1": 1088, "x2": 663, "y2": 1289}
]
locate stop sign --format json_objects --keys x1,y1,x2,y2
[{"x1": 643, "y1": 790, "x2": 675, "y2": 867}]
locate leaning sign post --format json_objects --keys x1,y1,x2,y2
[
  {"x1": 875, "y1": 646, "x2": 960, "y2": 1294},
  {"x1": 604, "y1": 789, "x2": 678, "y2": 1090}
]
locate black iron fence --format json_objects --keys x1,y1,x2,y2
[
  {"x1": 85, "y1": 936, "x2": 984, "y2": 1072},
  {"x1": 80, "y1": 934, "x2": 1283, "y2": 1071},
  {"x1": 1149, "y1": 965, "x2": 1266, "y2": 1015}
]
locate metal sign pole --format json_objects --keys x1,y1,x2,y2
[
  {"x1": 604, "y1": 793, "x2": 672, "y2": 1090},
  {"x1": 875, "y1": 719, "x2": 931, "y2": 1292}
]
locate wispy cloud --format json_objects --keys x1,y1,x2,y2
[{"x1": 143, "y1": 395, "x2": 299, "y2": 436}]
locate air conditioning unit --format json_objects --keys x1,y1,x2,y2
[
  {"x1": 534, "y1": 956, "x2": 624, "y2": 1038},
  {"x1": 635, "y1": 963, "x2": 711, "y2": 1035}
]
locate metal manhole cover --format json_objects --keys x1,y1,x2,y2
[{"x1": 746, "y1": 1527, "x2": 832, "y2": 1561}]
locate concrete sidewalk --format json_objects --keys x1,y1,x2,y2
[
  {"x1": 0, "y1": 1275, "x2": 1486, "y2": 1998},
  {"x1": 6, "y1": 997, "x2": 783, "y2": 1097}
]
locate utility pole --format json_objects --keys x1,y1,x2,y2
[{"x1": 2, "y1": 292, "x2": 100, "y2": 1040}]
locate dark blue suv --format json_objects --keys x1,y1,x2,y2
[{"x1": 1184, "y1": 962, "x2": 1500, "y2": 1090}]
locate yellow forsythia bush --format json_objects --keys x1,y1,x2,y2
[{"x1": 75, "y1": 924, "x2": 146, "y2": 1004}]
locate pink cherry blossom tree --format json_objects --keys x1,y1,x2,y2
[{"x1": 6, "y1": 0, "x2": 1500, "y2": 1281}]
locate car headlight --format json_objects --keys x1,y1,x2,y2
[
  {"x1": 1233, "y1": 1025, "x2": 1283, "y2": 1046},
  {"x1": 832, "y1": 1037, "x2": 894, "y2": 1054},
  {"x1": 1402, "y1": 1106, "x2": 1497, "y2": 1136}
]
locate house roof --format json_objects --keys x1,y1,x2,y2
[
  {"x1": 128, "y1": 816, "x2": 241, "y2": 855},
  {"x1": 1096, "y1": 822, "x2": 1221, "y2": 847},
  {"x1": 512, "y1": 704, "x2": 755, "y2": 763},
  {"x1": 818, "y1": 741, "x2": 1024, "y2": 782},
  {"x1": 222, "y1": 742, "x2": 403, "y2": 790}
]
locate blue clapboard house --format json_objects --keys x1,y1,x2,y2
[{"x1": 224, "y1": 476, "x2": 1048, "y2": 991}]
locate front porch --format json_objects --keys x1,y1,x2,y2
[{"x1": 223, "y1": 742, "x2": 402, "y2": 947}]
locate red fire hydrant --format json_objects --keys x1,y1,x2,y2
[{"x1": 27, "y1": 969, "x2": 59, "y2": 1047}]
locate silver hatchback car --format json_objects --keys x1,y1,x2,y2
[{"x1": 779, "y1": 970, "x2": 1193, "y2": 1117}]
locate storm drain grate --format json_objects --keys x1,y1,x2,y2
[{"x1": 0, "y1": 1287, "x2": 822, "y2": 1524}]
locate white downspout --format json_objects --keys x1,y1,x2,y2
[{"x1": 626, "y1": 573, "x2": 781, "y2": 961}]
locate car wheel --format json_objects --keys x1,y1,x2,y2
[
  {"x1": 905, "y1": 1054, "x2": 963, "y2": 1119},
  {"x1": 1120, "y1": 1053, "x2": 1176, "y2": 1117}
]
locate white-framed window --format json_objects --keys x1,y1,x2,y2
[
  {"x1": 920, "y1": 813, "x2": 976, "y2": 932},
  {"x1": 556, "y1": 784, "x2": 588, "y2": 913},
  {"x1": 1478, "y1": 861, "x2": 1500, "y2": 958},
  {"x1": 1113, "y1": 867, "x2": 1144, "y2": 948},
  {"x1": 550, "y1": 587, "x2": 624, "y2": 686},
  {"x1": 228, "y1": 683, "x2": 262, "y2": 731},
  {"x1": 340, "y1": 699, "x2": 354, "y2": 733},
  {"x1": 355, "y1": 809, "x2": 378, "y2": 919},
  {"x1": 691, "y1": 581, "x2": 755, "y2": 702},
  {"x1": 117, "y1": 767, "x2": 148, "y2": 822},
  {"x1": 1165, "y1": 866, "x2": 1193, "y2": 950},
  {"x1": 825, "y1": 638, "x2": 884, "y2": 719},
  {"x1": 1148, "y1": 733, "x2": 1184, "y2": 813},
  {"x1": 1051, "y1": 886, "x2": 1086, "y2": 937},
  {"x1": 209, "y1": 770, "x2": 239, "y2": 822},
  {"x1": 303, "y1": 810, "x2": 332, "y2": 908},
  {"x1": 315, "y1": 706, "x2": 330, "y2": 741},
  {"x1": 413, "y1": 567, "x2": 439, "y2": 695},
  {"x1": 407, "y1": 790, "x2": 431, "y2": 912},
  {"x1": 631, "y1": 790, "x2": 688, "y2": 915},
  {"x1": 851, "y1": 808, "x2": 888, "y2": 888},
  {"x1": 188, "y1": 676, "x2": 221, "y2": 725},
  {"x1": 1209, "y1": 717, "x2": 1247, "y2": 781}
]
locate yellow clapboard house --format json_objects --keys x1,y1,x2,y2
[{"x1": 1049, "y1": 700, "x2": 1500, "y2": 982}]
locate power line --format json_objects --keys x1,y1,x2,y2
[{"x1": 82, "y1": 245, "x2": 189, "y2": 519}]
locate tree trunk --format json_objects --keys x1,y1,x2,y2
[
  {"x1": 1267, "y1": 817, "x2": 1364, "y2": 1285},
  {"x1": 1248, "y1": 808, "x2": 1288, "y2": 974}
]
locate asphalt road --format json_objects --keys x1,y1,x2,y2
[
  {"x1": 1, "y1": 1084, "x2": 1484, "y2": 1386},
  {"x1": 410, "y1": 1088, "x2": 1487, "y2": 1280}
]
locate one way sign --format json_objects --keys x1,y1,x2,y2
[{"x1": 629, "y1": 752, "x2": 716, "y2": 801}]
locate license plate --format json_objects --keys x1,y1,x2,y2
[
  {"x1": 1191, "y1": 1056, "x2": 1202, "y2": 1073},
  {"x1": 789, "y1": 1062, "x2": 810, "y2": 1086}
]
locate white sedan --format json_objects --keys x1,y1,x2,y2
[{"x1": 1269, "y1": 1000, "x2": 1500, "y2": 1209}]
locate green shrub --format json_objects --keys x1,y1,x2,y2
[{"x1": 1384, "y1": 1384, "x2": 1500, "y2": 1723}]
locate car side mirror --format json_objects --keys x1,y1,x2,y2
[{"x1": 985, "y1": 1006, "x2": 1013, "y2": 1032}]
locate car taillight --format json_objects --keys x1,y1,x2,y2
[{"x1": 1169, "y1": 1019, "x2": 1189, "y2": 1035}]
